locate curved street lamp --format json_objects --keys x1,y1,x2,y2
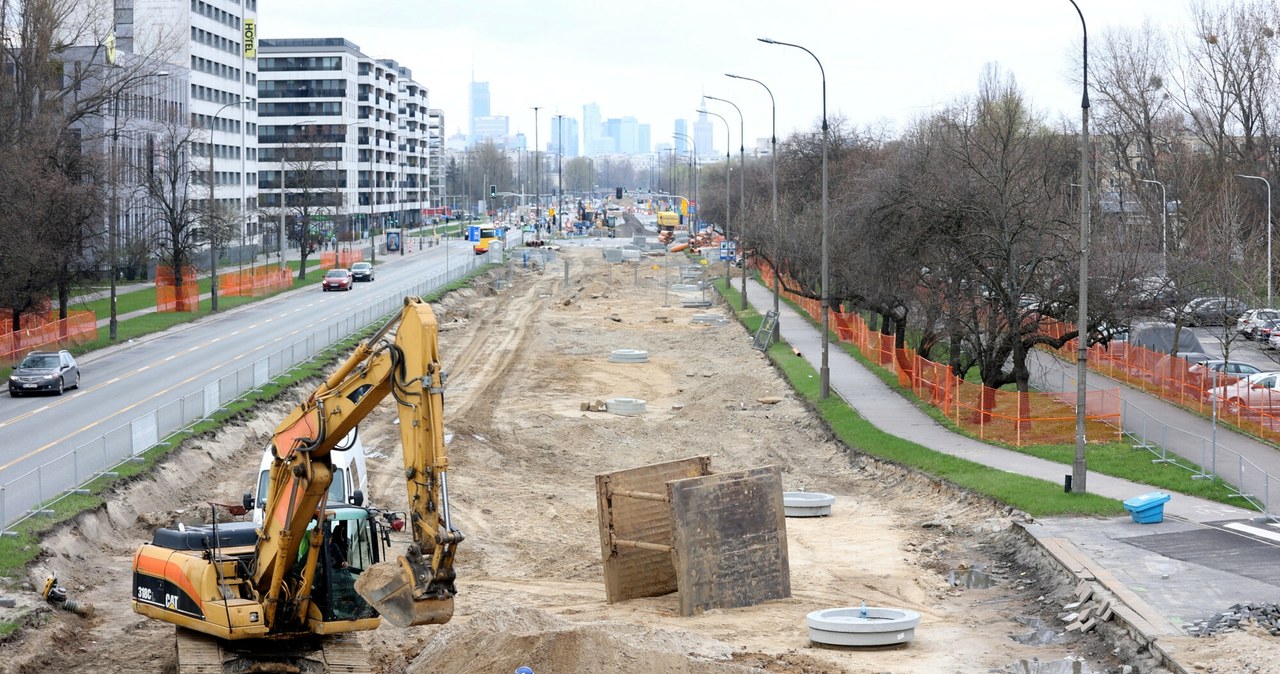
[
  {"x1": 759, "y1": 37, "x2": 829, "y2": 398},
  {"x1": 208, "y1": 99, "x2": 251, "y2": 313},
  {"x1": 698, "y1": 108, "x2": 732, "y2": 284},
  {"x1": 674, "y1": 131, "x2": 698, "y2": 231},
  {"x1": 726, "y1": 73, "x2": 779, "y2": 340},
  {"x1": 1066, "y1": 0, "x2": 1091, "y2": 494},
  {"x1": 706, "y1": 95, "x2": 748, "y2": 309}
]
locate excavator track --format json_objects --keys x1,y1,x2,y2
[{"x1": 176, "y1": 628, "x2": 372, "y2": 674}]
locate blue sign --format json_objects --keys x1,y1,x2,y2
[{"x1": 719, "y1": 241, "x2": 737, "y2": 261}]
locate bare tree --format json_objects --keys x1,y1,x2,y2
[{"x1": 139, "y1": 118, "x2": 201, "y2": 301}]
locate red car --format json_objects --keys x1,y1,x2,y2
[{"x1": 322, "y1": 268, "x2": 354, "y2": 291}]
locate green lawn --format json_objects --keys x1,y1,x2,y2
[{"x1": 714, "y1": 278, "x2": 1247, "y2": 516}]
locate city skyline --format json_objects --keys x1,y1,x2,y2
[{"x1": 260, "y1": 0, "x2": 1190, "y2": 152}]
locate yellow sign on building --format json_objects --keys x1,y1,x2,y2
[{"x1": 243, "y1": 19, "x2": 256, "y2": 58}]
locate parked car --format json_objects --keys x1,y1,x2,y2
[
  {"x1": 350, "y1": 261, "x2": 374, "y2": 282},
  {"x1": 322, "y1": 268, "x2": 354, "y2": 291},
  {"x1": 1207, "y1": 370, "x2": 1280, "y2": 404},
  {"x1": 1237, "y1": 309, "x2": 1280, "y2": 338},
  {"x1": 1167, "y1": 297, "x2": 1249, "y2": 326},
  {"x1": 1189, "y1": 359, "x2": 1264, "y2": 378},
  {"x1": 1256, "y1": 319, "x2": 1280, "y2": 346},
  {"x1": 8, "y1": 349, "x2": 80, "y2": 397}
]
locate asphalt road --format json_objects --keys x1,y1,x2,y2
[{"x1": 0, "y1": 239, "x2": 489, "y2": 526}]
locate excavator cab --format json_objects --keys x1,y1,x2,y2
[{"x1": 306, "y1": 509, "x2": 381, "y2": 625}]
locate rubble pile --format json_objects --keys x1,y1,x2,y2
[
  {"x1": 1188, "y1": 602, "x2": 1280, "y2": 637},
  {"x1": 1054, "y1": 581, "x2": 1115, "y2": 634}
]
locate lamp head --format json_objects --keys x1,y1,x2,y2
[{"x1": 758, "y1": 37, "x2": 776, "y2": 44}]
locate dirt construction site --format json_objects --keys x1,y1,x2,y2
[{"x1": 6, "y1": 244, "x2": 1274, "y2": 673}]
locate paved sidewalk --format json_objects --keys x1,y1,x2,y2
[{"x1": 740, "y1": 278, "x2": 1280, "y2": 670}]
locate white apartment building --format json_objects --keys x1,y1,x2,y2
[
  {"x1": 256, "y1": 38, "x2": 441, "y2": 239},
  {"x1": 125, "y1": 0, "x2": 261, "y2": 245}
]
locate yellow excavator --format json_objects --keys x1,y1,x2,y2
[{"x1": 131, "y1": 297, "x2": 462, "y2": 673}]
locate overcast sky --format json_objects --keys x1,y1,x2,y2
[{"x1": 259, "y1": 0, "x2": 1192, "y2": 152}]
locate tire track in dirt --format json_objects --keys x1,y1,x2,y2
[{"x1": 440, "y1": 267, "x2": 558, "y2": 435}]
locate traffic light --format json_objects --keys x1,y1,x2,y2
[
  {"x1": 490, "y1": 184, "x2": 497, "y2": 198},
  {"x1": 616, "y1": 187, "x2": 623, "y2": 200}
]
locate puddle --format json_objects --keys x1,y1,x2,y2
[
  {"x1": 998, "y1": 657, "x2": 1095, "y2": 674},
  {"x1": 1008, "y1": 616, "x2": 1064, "y2": 645},
  {"x1": 948, "y1": 566, "x2": 993, "y2": 589}
]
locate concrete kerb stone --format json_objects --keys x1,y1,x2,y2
[{"x1": 1014, "y1": 524, "x2": 1192, "y2": 674}]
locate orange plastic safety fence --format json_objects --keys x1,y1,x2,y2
[
  {"x1": 761, "y1": 272, "x2": 1122, "y2": 446},
  {"x1": 1037, "y1": 317, "x2": 1240, "y2": 419},
  {"x1": 217, "y1": 265, "x2": 295, "y2": 297},
  {"x1": 0, "y1": 311, "x2": 99, "y2": 364}
]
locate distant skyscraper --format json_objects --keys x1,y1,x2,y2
[
  {"x1": 551, "y1": 116, "x2": 580, "y2": 157},
  {"x1": 637, "y1": 123, "x2": 650, "y2": 154},
  {"x1": 582, "y1": 102, "x2": 602, "y2": 156},
  {"x1": 693, "y1": 99, "x2": 714, "y2": 158},
  {"x1": 674, "y1": 119, "x2": 688, "y2": 155},
  {"x1": 469, "y1": 81, "x2": 490, "y2": 146}
]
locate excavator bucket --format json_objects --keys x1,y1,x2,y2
[{"x1": 355, "y1": 560, "x2": 454, "y2": 628}]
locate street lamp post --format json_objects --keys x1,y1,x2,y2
[
  {"x1": 698, "y1": 108, "x2": 731, "y2": 283},
  {"x1": 1066, "y1": 0, "x2": 1091, "y2": 494},
  {"x1": 674, "y1": 132, "x2": 698, "y2": 233},
  {"x1": 1139, "y1": 178, "x2": 1167, "y2": 272},
  {"x1": 759, "y1": 37, "x2": 829, "y2": 398},
  {"x1": 1236, "y1": 174, "x2": 1272, "y2": 308},
  {"x1": 108, "y1": 90, "x2": 122, "y2": 341},
  {"x1": 208, "y1": 100, "x2": 249, "y2": 313},
  {"x1": 555, "y1": 114, "x2": 565, "y2": 237},
  {"x1": 707, "y1": 95, "x2": 748, "y2": 309},
  {"x1": 531, "y1": 106, "x2": 541, "y2": 233},
  {"x1": 727, "y1": 73, "x2": 779, "y2": 340}
]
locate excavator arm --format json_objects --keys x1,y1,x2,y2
[{"x1": 254, "y1": 296, "x2": 459, "y2": 629}]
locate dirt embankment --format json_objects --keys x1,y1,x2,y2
[{"x1": 4, "y1": 247, "x2": 1150, "y2": 673}]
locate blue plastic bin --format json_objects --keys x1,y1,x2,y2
[{"x1": 1123, "y1": 492, "x2": 1171, "y2": 524}]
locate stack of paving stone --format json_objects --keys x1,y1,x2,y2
[
  {"x1": 1055, "y1": 581, "x2": 1115, "y2": 634},
  {"x1": 1187, "y1": 602, "x2": 1280, "y2": 637}
]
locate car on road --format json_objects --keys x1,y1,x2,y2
[
  {"x1": 350, "y1": 262, "x2": 374, "y2": 282},
  {"x1": 322, "y1": 268, "x2": 354, "y2": 291},
  {"x1": 8, "y1": 349, "x2": 80, "y2": 397}
]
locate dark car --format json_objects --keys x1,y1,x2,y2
[
  {"x1": 350, "y1": 262, "x2": 374, "y2": 282},
  {"x1": 322, "y1": 268, "x2": 354, "y2": 291},
  {"x1": 9, "y1": 349, "x2": 80, "y2": 396},
  {"x1": 1173, "y1": 297, "x2": 1249, "y2": 326}
]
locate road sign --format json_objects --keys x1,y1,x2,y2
[{"x1": 719, "y1": 241, "x2": 737, "y2": 261}]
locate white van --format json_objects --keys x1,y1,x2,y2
[{"x1": 247, "y1": 428, "x2": 370, "y2": 525}]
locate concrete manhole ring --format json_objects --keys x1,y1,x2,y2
[
  {"x1": 608, "y1": 349, "x2": 649, "y2": 363},
  {"x1": 605, "y1": 397, "x2": 647, "y2": 415},
  {"x1": 806, "y1": 606, "x2": 922, "y2": 646},
  {"x1": 783, "y1": 492, "x2": 835, "y2": 517}
]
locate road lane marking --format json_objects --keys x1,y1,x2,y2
[
  {"x1": 1, "y1": 275, "x2": 420, "y2": 467},
  {"x1": 1224, "y1": 522, "x2": 1280, "y2": 544}
]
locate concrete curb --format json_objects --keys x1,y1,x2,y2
[{"x1": 1015, "y1": 523, "x2": 1191, "y2": 674}]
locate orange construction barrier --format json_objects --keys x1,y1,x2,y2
[
  {"x1": 156, "y1": 266, "x2": 199, "y2": 312},
  {"x1": 761, "y1": 269, "x2": 1122, "y2": 446},
  {"x1": 0, "y1": 310, "x2": 98, "y2": 364}
]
